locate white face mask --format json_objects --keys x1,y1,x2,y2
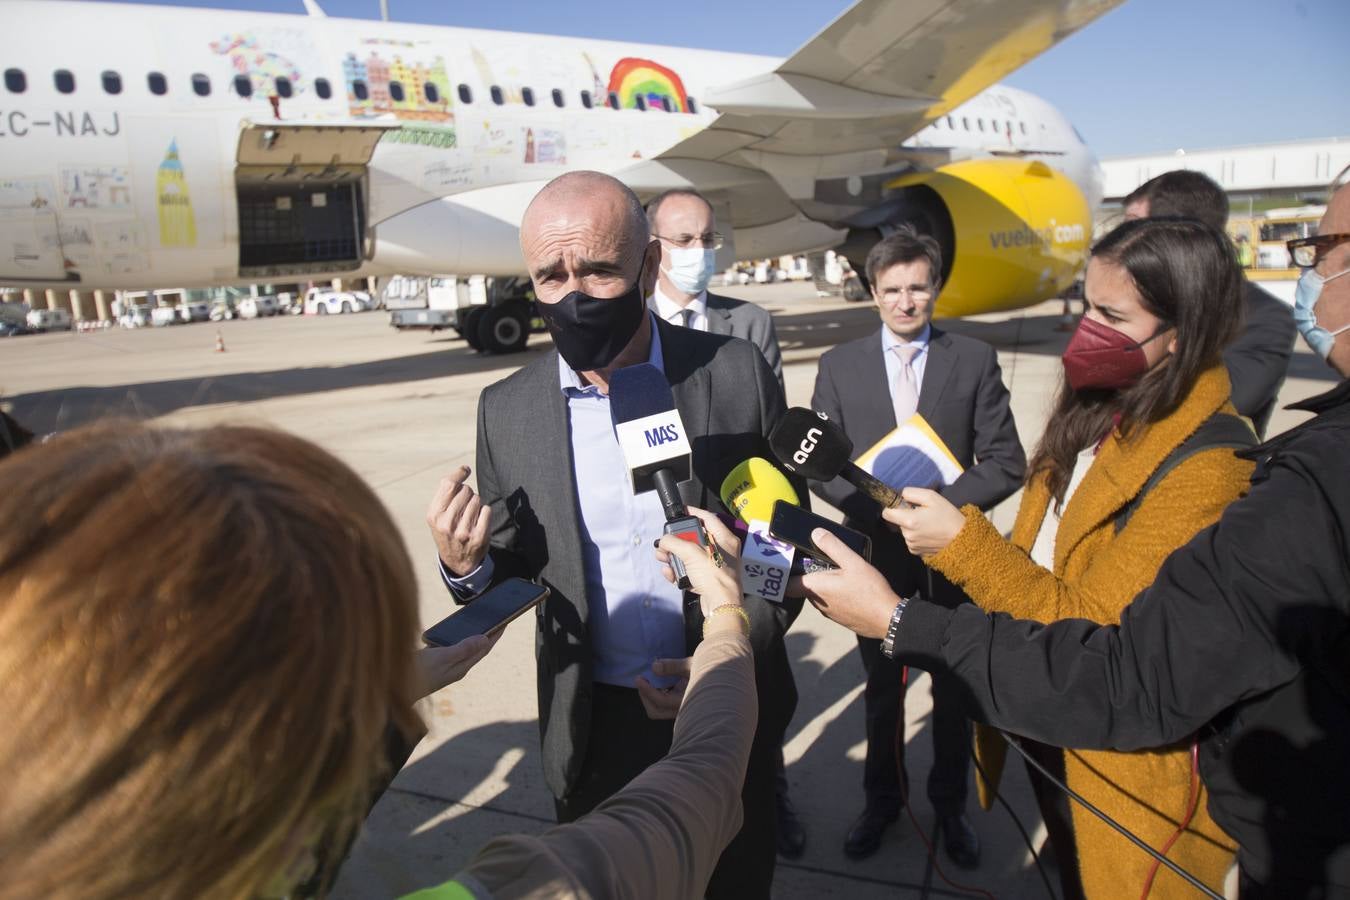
[{"x1": 662, "y1": 246, "x2": 716, "y2": 295}]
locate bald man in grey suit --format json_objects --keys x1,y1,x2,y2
[{"x1": 646, "y1": 189, "x2": 785, "y2": 388}]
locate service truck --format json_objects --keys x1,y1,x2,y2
[{"x1": 384, "y1": 274, "x2": 536, "y2": 354}]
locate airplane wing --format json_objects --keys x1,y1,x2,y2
[{"x1": 620, "y1": 0, "x2": 1123, "y2": 245}]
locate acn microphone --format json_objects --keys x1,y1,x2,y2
[
  {"x1": 609, "y1": 363, "x2": 708, "y2": 591},
  {"x1": 769, "y1": 408, "x2": 905, "y2": 508}
]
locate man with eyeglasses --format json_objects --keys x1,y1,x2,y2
[
  {"x1": 808, "y1": 225, "x2": 1025, "y2": 867},
  {"x1": 646, "y1": 190, "x2": 784, "y2": 387},
  {"x1": 798, "y1": 169, "x2": 1350, "y2": 898}
]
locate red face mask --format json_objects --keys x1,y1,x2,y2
[{"x1": 1062, "y1": 315, "x2": 1169, "y2": 391}]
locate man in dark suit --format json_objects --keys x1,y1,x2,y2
[
  {"x1": 428, "y1": 171, "x2": 800, "y2": 898},
  {"x1": 810, "y1": 226, "x2": 1025, "y2": 867},
  {"x1": 645, "y1": 189, "x2": 785, "y2": 387},
  {"x1": 1123, "y1": 170, "x2": 1296, "y2": 437},
  {"x1": 644, "y1": 186, "x2": 807, "y2": 858}
]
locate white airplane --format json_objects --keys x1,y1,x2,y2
[{"x1": 1, "y1": 0, "x2": 1120, "y2": 342}]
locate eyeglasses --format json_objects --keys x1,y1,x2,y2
[
  {"x1": 876, "y1": 286, "x2": 934, "y2": 302},
  {"x1": 654, "y1": 232, "x2": 724, "y2": 250},
  {"x1": 1287, "y1": 233, "x2": 1350, "y2": 268}
]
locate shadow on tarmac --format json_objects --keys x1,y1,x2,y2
[{"x1": 6, "y1": 343, "x2": 548, "y2": 434}]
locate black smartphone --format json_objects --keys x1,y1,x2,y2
[
  {"x1": 768, "y1": 500, "x2": 872, "y2": 568},
  {"x1": 422, "y1": 577, "x2": 551, "y2": 647}
]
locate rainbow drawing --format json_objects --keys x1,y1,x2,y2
[{"x1": 606, "y1": 58, "x2": 688, "y2": 112}]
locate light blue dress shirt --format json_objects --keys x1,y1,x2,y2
[
  {"x1": 444, "y1": 314, "x2": 686, "y2": 688},
  {"x1": 881, "y1": 323, "x2": 932, "y2": 410}
]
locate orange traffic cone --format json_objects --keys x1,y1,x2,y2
[{"x1": 214, "y1": 330, "x2": 227, "y2": 353}]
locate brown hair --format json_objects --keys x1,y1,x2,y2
[
  {"x1": 1030, "y1": 217, "x2": 1244, "y2": 504},
  {"x1": 0, "y1": 421, "x2": 422, "y2": 899},
  {"x1": 864, "y1": 224, "x2": 944, "y2": 293}
]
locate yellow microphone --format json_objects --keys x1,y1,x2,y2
[
  {"x1": 720, "y1": 457, "x2": 799, "y2": 604},
  {"x1": 720, "y1": 456, "x2": 799, "y2": 523}
]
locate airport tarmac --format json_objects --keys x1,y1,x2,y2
[{"x1": 2, "y1": 284, "x2": 1336, "y2": 898}]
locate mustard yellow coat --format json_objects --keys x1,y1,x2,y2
[{"x1": 926, "y1": 366, "x2": 1253, "y2": 898}]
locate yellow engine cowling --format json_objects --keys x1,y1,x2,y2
[{"x1": 879, "y1": 159, "x2": 1091, "y2": 317}]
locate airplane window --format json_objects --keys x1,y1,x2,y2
[
  {"x1": 192, "y1": 73, "x2": 211, "y2": 97},
  {"x1": 389, "y1": 80, "x2": 405, "y2": 103},
  {"x1": 946, "y1": 116, "x2": 954, "y2": 128},
  {"x1": 233, "y1": 74, "x2": 253, "y2": 98},
  {"x1": 102, "y1": 71, "x2": 121, "y2": 95},
  {"x1": 962, "y1": 117, "x2": 969, "y2": 130},
  {"x1": 661, "y1": 96, "x2": 673, "y2": 112},
  {"x1": 686, "y1": 96, "x2": 698, "y2": 114},
  {"x1": 634, "y1": 95, "x2": 647, "y2": 111},
  {"x1": 148, "y1": 71, "x2": 167, "y2": 95},
  {"x1": 521, "y1": 86, "x2": 535, "y2": 106},
  {"x1": 977, "y1": 118, "x2": 984, "y2": 132},
  {"x1": 275, "y1": 76, "x2": 293, "y2": 99},
  {"x1": 607, "y1": 90, "x2": 619, "y2": 109},
  {"x1": 552, "y1": 88, "x2": 564, "y2": 108},
  {"x1": 1019, "y1": 121, "x2": 1027, "y2": 136},
  {"x1": 3, "y1": 68, "x2": 24, "y2": 94},
  {"x1": 490, "y1": 85, "x2": 504, "y2": 105},
  {"x1": 352, "y1": 79, "x2": 368, "y2": 101},
  {"x1": 580, "y1": 89, "x2": 593, "y2": 109},
  {"x1": 458, "y1": 83, "x2": 472, "y2": 104},
  {"x1": 54, "y1": 69, "x2": 75, "y2": 94},
  {"x1": 424, "y1": 82, "x2": 439, "y2": 103},
  {"x1": 314, "y1": 77, "x2": 332, "y2": 100}
]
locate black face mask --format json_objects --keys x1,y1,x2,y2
[{"x1": 538, "y1": 263, "x2": 647, "y2": 371}]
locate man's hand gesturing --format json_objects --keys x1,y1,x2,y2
[{"x1": 427, "y1": 465, "x2": 492, "y2": 577}]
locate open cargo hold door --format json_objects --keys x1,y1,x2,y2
[{"x1": 234, "y1": 121, "x2": 396, "y2": 279}]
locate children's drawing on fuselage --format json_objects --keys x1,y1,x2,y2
[
  {"x1": 60, "y1": 166, "x2": 132, "y2": 209},
  {"x1": 344, "y1": 44, "x2": 453, "y2": 123}
]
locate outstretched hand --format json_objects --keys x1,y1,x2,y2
[
  {"x1": 794, "y1": 528, "x2": 901, "y2": 639},
  {"x1": 882, "y1": 487, "x2": 966, "y2": 557},
  {"x1": 654, "y1": 506, "x2": 743, "y2": 617}
]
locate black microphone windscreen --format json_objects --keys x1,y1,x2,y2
[
  {"x1": 769, "y1": 408, "x2": 853, "y2": 480},
  {"x1": 608, "y1": 363, "x2": 676, "y2": 424}
]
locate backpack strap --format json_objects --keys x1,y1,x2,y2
[{"x1": 1114, "y1": 413, "x2": 1256, "y2": 534}]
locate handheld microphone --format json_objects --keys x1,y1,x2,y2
[
  {"x1": 610, "y1": 363, "x2": 708, "y2": 591},
  {"x1": 718, "y1": 457, "x2": 798, "y2": 603},
  {"x1": 769, "y1": 408, "x2": 905, "y2": 508},
  {"x1": 719, "y1": 456, "x2": 800, "y2": 523}
]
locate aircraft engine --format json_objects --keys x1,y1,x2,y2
[{"x1": 833, "y1": 159, "x2": 1091, "y2": 316}]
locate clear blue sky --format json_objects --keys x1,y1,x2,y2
[{"x1": 96, "y1": 0, "x2": 1350, "y2": 157}]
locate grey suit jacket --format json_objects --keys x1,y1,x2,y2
[
  {"x1": 1226, "y1": 280, "x2": 1296, "y2": 438},
  {"x1": 810, "y1": 326, "x2": 1026, "y2": 599},
  {"x1": 460, "y1": 317, "x2": 802, "y2": 799},
  {"x1": 650, "y1": 292, "x2": 784, "y2": 388}
]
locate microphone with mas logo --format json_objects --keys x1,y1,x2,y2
[
  {"x1": 769, "y1": 408, "x2": 906, "y2": 508},
  {"x1": 610, "y1": 363, "x2": 709, "y2": 591},
  {"x1": 719, "y1": 457, "x2": 799, "y2": 604}
]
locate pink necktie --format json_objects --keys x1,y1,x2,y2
[{"x1": 892, "y1": 343, "x2": 920, "y2": 425}]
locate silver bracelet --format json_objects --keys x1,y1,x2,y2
[{"x1": 880, "y1": 595, "x2": 911, "y2": 659}]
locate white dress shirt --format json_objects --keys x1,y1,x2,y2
[{"x1": 652, "y1": 286, "x2": 709, "y2": 332}]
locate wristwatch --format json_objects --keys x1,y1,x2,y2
[{"x1": 879, "y1": 595, "x2": 911, "y2": 660}]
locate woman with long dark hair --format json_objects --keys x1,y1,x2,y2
[{"x1": 887, "y1": 217, "x2": 1255, "y2": 897}]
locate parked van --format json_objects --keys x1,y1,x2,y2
[{"x1": 26, "y1": 308, "x2": 73, "y2": 332}]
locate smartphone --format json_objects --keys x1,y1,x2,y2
[
  {"x1": 421, "y1": 577, "x2": 551, "y2": 647},
  {"x1": 768, "y1": 500, "x2": 872, "y2": 569}
]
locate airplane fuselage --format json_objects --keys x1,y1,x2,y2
[{"x1": 0, "y1": 0, "x2": 1100, "y2": 292}]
